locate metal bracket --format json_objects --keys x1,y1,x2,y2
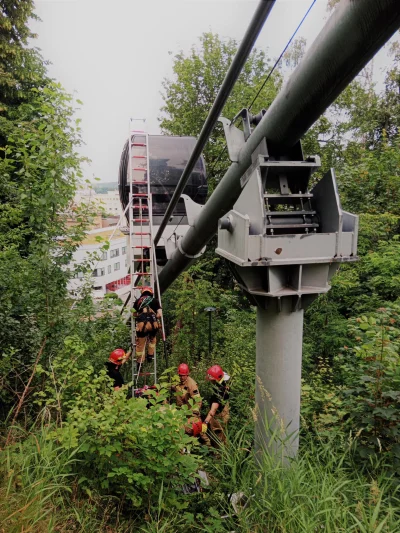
[
  {"x1": 181, "y1": 194, "x2": 204, "y2": 226},
  {"x1": 219, "y1": 109, "x2": 267, "y2": 163},
  {"x1": 279, "y1": 175, "x2": 290, "y2": 195},
  {"x1": 178, "y1": 238, "x2": 206, "y2": 259},
  {"x1": 165, "y1": 233, "x2": 178, "y2": 260},
  {"x1": 218, "y1": 117, "x2": 245, "y2": 162}
]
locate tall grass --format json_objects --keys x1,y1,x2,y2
[
  {"x1": 0, "y1": 425, "x2": 132, "y2": 533},
  {"x1": 0, "y1": 425, "x2": 79, "y2": 532},
  {"x1": 0, "y1": 425, "x2": 157, "y2": 532},
  {"x1": 208, "y1": 425, "x2": 400, "y2": 532},
  {"x1": 2, "y1": 422, "x2": 399, "y2": 532}
]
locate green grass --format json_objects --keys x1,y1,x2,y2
[
  {"x1": 206, "y1": 426, "x2": 400, "y2": 532},
  {"x1": 1, "y1": 423, "x2": 400, "y2": 532},
  {"x1": 0, "y1": 425, "x2": 130, "y2": 533},
  {"x1": 0, "y1": 425, "x2": 78, "y2": 532}
]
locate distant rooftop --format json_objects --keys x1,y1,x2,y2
[{"x1": 81, "y1": 227, "x2": 125, "y2": 246}]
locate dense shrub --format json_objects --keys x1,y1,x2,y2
[{"x1": 53, "y1": 374, "x2": 202, "y2": 509}]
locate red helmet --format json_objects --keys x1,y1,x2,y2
[
  {"x1": 191, "y1": 419, "x2": 203, "y2": 437},
  {"x1": 207, "y1": 365, "x2": 224, "y2": 381},
  {"x1": 141, "y1": 286, "x2": 153, "y2": 294},
  {"x1": 178, "y1": 363, "x2": 190, "y2": 376},
  {"x1": 109, "y1": 348, "x2": 127, "y2": 365}
]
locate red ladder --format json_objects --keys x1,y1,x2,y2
[{"x1": 128, "y1": 127, "x2": 164, "y2": 390}]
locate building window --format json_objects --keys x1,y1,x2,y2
[
  {"x1": 122, "y1": 246, "x2": 127, "y2": 255},
  {"x1": 108, "y1": 265, "x2": 112, "y2": 274},
  {"x1": 101, "y1": 251, "x2": 107, "y2": 260},
  {"x1": 114, "y1": 262, "x2": 120, "y2": 271},
  {"x1": 93, "y1": 268, "x2": 105, "y2": 277},
  {"x1": 110, "y1": 249, "x2": 119, "y2": 258},
  {"x1": 77, "y1": 271, "x2": 84, "y2": 279}
]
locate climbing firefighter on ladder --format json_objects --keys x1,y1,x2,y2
[{"x1": 132, "y1": 286, "x2": 162, "y2": 368}]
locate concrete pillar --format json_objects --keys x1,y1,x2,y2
[{"x1": 255, "y1": 298, "x2": 304, "y2": 459}]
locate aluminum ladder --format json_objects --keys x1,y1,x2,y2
[{"x1": 128, "y1": 123, "x2": 164, "y2": 392}]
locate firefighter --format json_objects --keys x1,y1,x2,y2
[
  {"x1": 203, "y1": 365, "x2": 230, "y2": 446},
  {"x1": 104, "y1": 348, "x2": 131, "y2": 389},
  {"x1": 172, "y1": 364, "x2": 206, "y2": 438},
  {"x1": 172, "y1": 363, "x2": 202, "y2": 415},
  {"x1": 132, "y1": 286, "x2": 162, "y2": 366}
]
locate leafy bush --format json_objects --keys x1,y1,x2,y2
[
  {"x1": 341, "y1": 306, "x2": 400, "y2": 472},
  {"x1": 303, "y1": 305, "x2": 400, "y2": 476},
  {"x1": 53, "y1": 374, "x2": 202, "y2": 509}
]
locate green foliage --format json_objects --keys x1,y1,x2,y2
[
  {"x1": 1, "y1": 8, "x2": 400, "y2": 531},
  {"x1": 54, "y1": 374, "x2": 202, "y2": 509},
  {"x1": 184, "y1": 428, "x2": 400, "y2": 532},
  {"x1": 303, "y1": 306, "x2": 400, "y2": 476},
  {"x1": 337, "y1": 138, "x2": 400, "y2": 215},
  {"x1": 0, "y1": 0, "x2": 44, "y2": 120},
  {"x1": 342, "y1": 307, "x2": 400, "y2": 471},
  {"x1": 0, "y1": 425, "x2": 78, "y2": 532},
  {"x1": 0, "y1": 0, "x2": 97, "y2": 413},
  {"x1": 162, "y1": 270, "x2": 243, "y2": 365},
  {"x1": 159, "y1": 32, "x2": 281, "y2": 187},
  {"x1": 361, "y1": 238, "x2": 400, "y2": 301}
]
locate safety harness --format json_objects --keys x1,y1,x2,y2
[{"x1": 136, "y1": 295, "x2": 159, "y2": 331}]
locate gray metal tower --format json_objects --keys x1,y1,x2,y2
[{"x1": 217, "y1": 114, "x2": 358, "y2": 456}]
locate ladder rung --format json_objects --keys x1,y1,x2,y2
[
  {"x1": 264, "y1": 193, "x2": 313, "y2": 198},
  {"x1": 134, "y1": 372, "x2": 155, "y2": 377},
  {"x1": 132, "y1": 181, "x2": 148, "y2": 184},
  {"x1": 134, "y1": 259, "x2": 151, "y2": 262},
  {"x1": 131, "y1": 129, "x2": 145, "y2": 133},
  {"x1": 132, "y1": 143, "x2": 146, "y2": 147},
  {"x1": 133, "y1": 272, "x2": 153, "y2": 275},
  {"x1": 132, "y1": 193, "x2": 149, "y2": 197},
  {"x1": 133, "y1": 232, "x2": 151, "y2": 235},
  {"x1": 133, "y1": 167, "x2": 147, "y2": 171},
  {"x1": 133, "y1": 245, "x2": 150, "y2": 248},
  {"x1": 133, "y1": 219, "x2": 149, "y2": 222},
  {"x1": 266, "y1": 223, "x2": 319, "y2": 229},
  {"x1": 266, "y1": 210, "x2": 316, "y2": 216},
  {"x1": 133, "y1": 155, "x2": 146, "y2": 159}
]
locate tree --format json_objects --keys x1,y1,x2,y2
[
  {"x1": 0, "y1": 1, "x2": 94, "y2": 413},
  {"x1": 0, "y1": 0, "x2": 46, "y2": 147},
  {"x1": 159, "y1": 32, "x2": 282, "y2": 189},
  {"x1": 283, "y1": 37, "x2": 306, "y2": 69}
]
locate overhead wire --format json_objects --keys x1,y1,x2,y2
[
  {"x1": 169, "y1": 0, "x2": 317, "y2": 237},
  {"x1": 248, "y1": 0, "x2": 317, "y2": 112},
  {"x1": 208, "y1": 0, "x2": 317, "y2": 180}
]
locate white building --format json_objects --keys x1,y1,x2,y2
[
  {"x1": 98, "y1": 190, "x2": 124, "y2": 218},
  {"x1": 68, "y1": 226, "x2": 130, "y2": 300},
  {"x1": 74, "y1": 187, "x2": 125, "y2": 220}
]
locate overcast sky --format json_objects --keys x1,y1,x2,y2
[{"x1": 31, "y1": 0, "x2": 394, "y2": 183}]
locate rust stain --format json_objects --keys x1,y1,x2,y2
[{"x1": 275, "y1": 247, "x2": 283, "y2": 255}]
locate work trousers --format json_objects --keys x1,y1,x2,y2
[
  {"x1": 135, "y1": 320, "x2": 158, "y2": 363},
  {"x1": 202, "y1": 404, "x2": 230, "y2": 447}
]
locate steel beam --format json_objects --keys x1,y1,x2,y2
[
  {"x1": 159, "y1": 0, "x2": 400, "y2": 293},
  {"x1": 154, "y1": 0, "x2": 276, "y2": 246}
]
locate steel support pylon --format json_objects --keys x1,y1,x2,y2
[{"x1": 255, "y1": 300, "x2": 304, "y2": 460}]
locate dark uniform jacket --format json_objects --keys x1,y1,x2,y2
[
  {"x1": 133, "y1": 293, "x2": 161, "y2": 317},
  {"x1": 210, "y1": 380, "x2": 230, "y2": 413},
  {"x1": 104, "y1": 362, "x2": 124, "y2": 388}
]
